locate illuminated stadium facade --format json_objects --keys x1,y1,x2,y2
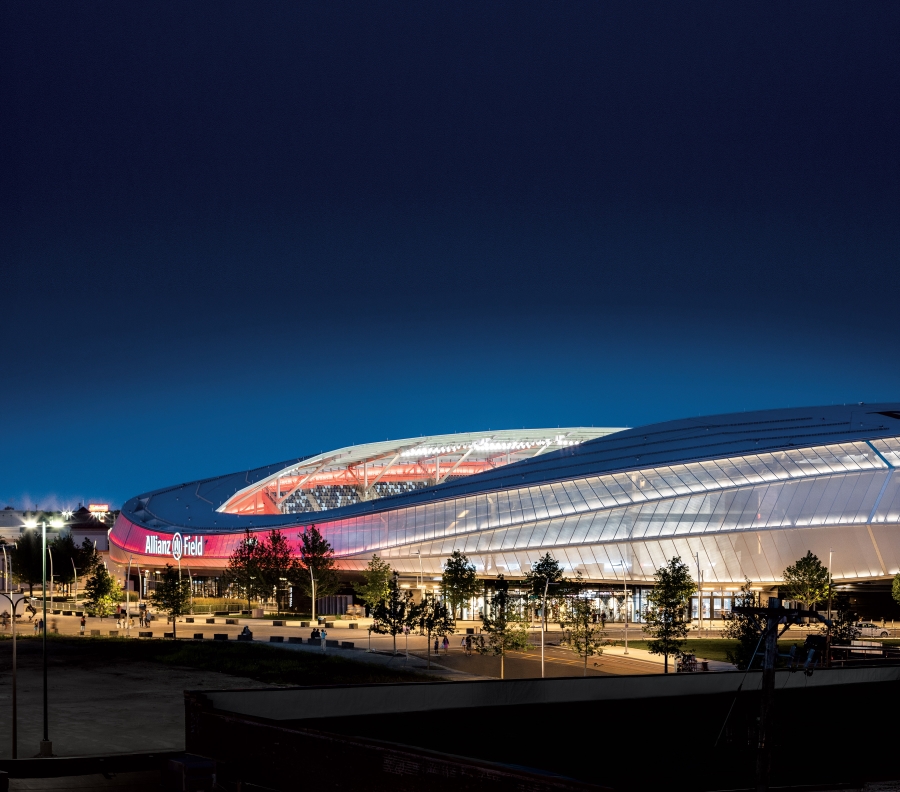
[{"x1": 110, "y1": 405, "x2": 900, "y2": 598}]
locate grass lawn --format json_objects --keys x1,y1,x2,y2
[{"x1": 10, "y1": 635, "x2": 432, "y2": 686}]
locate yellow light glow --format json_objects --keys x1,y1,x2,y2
[
  {"x1": 50, "y1": 519, "x2": 64, "y2": 529},
  {"x1": 23, "y1": 520, "x2": 37, "y2": 529}
]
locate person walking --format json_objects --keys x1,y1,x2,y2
[
  {"x1": 465, "y1": 635, "x2": 472, "y2": 656},
  {"x1": 442, "y1": 636, "x2": 449, "y2": 654},
  {"x1": 433, "y1": 637, "x2": 439, "y2": 655},
  {"x1": 80, "y1": 615, "x2": 86, "y2": 635},
  {"x1": 33, "y1": 618, "x2": 39, "y2": 635},
  {"x1": 320, "y1": 627, "x2": 327, "y2": 653}
]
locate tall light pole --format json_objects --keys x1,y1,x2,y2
[
  {"x1": 309, "y1": 566, "x2": 317, "y2": 623},
  {"x1": 1, "y1": 544, "x2": 8, "y2": 593},
  {"x1": 35, "y1": 520, "x2": 52, "y2": 756},
  {"x1": 541, "y1": 577, "x2": 549, "y2": 678},
  {"x1": 0, "y1": 591, "x2": 24, "y2": 758},
  {"x1": 125, "y1": 555, "x2": 133, "y2": 632},
  {"x1": 71, "y1": 560, "x2": 78, "y2": 608}
]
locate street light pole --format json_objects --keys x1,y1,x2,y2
[
  {"x1": 0, "y1": 591, "x2": 23, "y2": 758},
  {"x1": 71, "y1": 560, "x2": 78, "y2": 608},
  {"x1": 1, "y1": 545, "x2": 8, "y2": 593},
  {"x1": 126, "y1": 555, "x2": 133, "y2": 632},
  {"x1": 541, "y1": 577, "x2": 549, "y2": 678},
  {"x1": 40, "y1": 520, "x2": 51, "y2": 756},
  {"x1": 309, "y1": 566, "x2": 316, "y2": 623}
]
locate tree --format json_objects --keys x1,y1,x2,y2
[
  {"x1": 354, "y1": 554, "x2": 393, "y2": 611},
  {"x1": 294, "y1": 525, "x2": 339, "y2": 621},
  {"x1": 723, "y1": 579, "x2": 763, "y2": 670},
  {"x1": 782, "y1": 551, "x2": 830, "y2": 612},
  {"x1": 50, "y1": 531, "x2": 78, "y2": 587},
  {"x1": 891, "y1": 572, "x2": 900, "y2": 609},
  {"x1": 83, "y1": 564, "x2": 122, "y2": 619},
  {"x1": 441, "y1": 550, "x2": 479, "y2": 619},
  {"x1": 150, "y1": 564, "x2": 192, "y2": 639},
  {"x1": 75, "y1": 537, "x2": 101, "y2": 576},
  {"x1": 525, "y1": 553, "x2": 565, "y2": 628},
  {"x1": 476, "y1": 575, "x2": 529, "y2": 679},
  {"x1": 224, "y1": 531, "x2": 268, "y2": 610},
  {"x1": 260, "y1": 529, "x2": 296, "y2": 612},
  {"x1": 642, "y1": 556, "x2": 695, "y2": 673},
  {"x1": 561, "y1": 597, "x2": 605, "y2": 676},
  {"x1": 822, "y1": 591, "x2": 858, "y2": 646},
  {"x1": 414, "y1": 592, "x2": 456, "y2": 669},
  {"x1": 11, "y1": 530, "x2": 43, "y2": 596},
  {"x1": 371, "y1": 573, "x2": 415, "y2": 655}
]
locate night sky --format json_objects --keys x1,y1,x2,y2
[{"x1": 3, "y1": 2, "x2": 899, "y2": 509}]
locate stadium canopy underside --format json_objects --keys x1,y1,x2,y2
[{"x1": 109, "y1": 405, "x2": 900, "y2": 586}]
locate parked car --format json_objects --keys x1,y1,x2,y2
[{"x1": 854, "y1": 622, "x2": 889, "y2": 638}]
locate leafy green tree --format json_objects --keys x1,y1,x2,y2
[
  {"x1": 83, "y1": 564, "x2": 122, "y2": 619},
  {"x1": 642, "y1": 556, "x2": 695, "y2": 673},
  {"x1": 891, "y1": 572, "x2": 900, "y2": 608},
  {"x1": 75, "y1": 537, "x2": 101, "y2": 575},
  {"x1": 150, "y1": 564, "x2": 192, "y2": 639},
  {"x1": 782, "y1": 551, "x2": 830, "y2": 611},
  {"x1": 561, "y1": 597, "x2": 605, "y2": 676},
  {"x1": 371, "y1": 573, "x2": 415, "y2": 655},
  {"x1": 525, "y1": 553, "x2": 565, "y2": 627},
  {"x1": 414, "y1": 592, "x2": 456, "y2": 669},
  {"x1": 11, "y1": 530, "x2": 43, "y2": 596},
  {"x1": 476, "y1": 575, "x2": 530, "y2": 679},
  {"x1": 260, "y1": 529, "x2": 296, "y2": 612},
  {"x1": 723, "y1": 579, "x2": 763, "y2": 669},
  {"x1": 293, "y1": 525, "x2": 339, "y2": 620},
  {"x1": 224, "y1": 531, "x2": 268, "y2": 610},
  {"x1": 50, "y1": 531, "x2": 78, "y2": 587},
  {"x1": 822, "y1": 591, "x2": 859, "y2": 646},
  {"x1": 440, "y1": 550, "x2": 479, "y2": 619},
  {"x1": 354, "y1": 554, "x2": 393, "y2": 611}
]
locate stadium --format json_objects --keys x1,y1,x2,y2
[{"x1": 109, "y1": 404, "x2": 900, "y2": 616}]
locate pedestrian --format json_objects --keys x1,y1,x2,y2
[
  {"x1": 600, "y1": 612, "x2": 606, "y2": 629},
  {"x1": 80, "y1": 614, "x2": 86, "y2": 634},
  {"x1": 465, "y1": 635, "x2": 472, "y2": 656},
  {"x1": 33, "y1": 618, "x2": 39, "y2": 635},
  {"x1": 460, "y1": 636, "x2": 466, "y2": 649},
  {"x1": 433, "y1": 637, "x2": 439, "y2": 655},
  {"x1": 320, "y1": 627, "x2": 327, "y2": 652},
  {"x1": 442, "y1": 636, "x2": 449, "y2": 653}
]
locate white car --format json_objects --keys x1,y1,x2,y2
[{"x1": 854, "y1": 622, "x2": 889, "y2": 638}]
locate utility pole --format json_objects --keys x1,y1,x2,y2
[{"x1": 732, "y1": 598, "x2": 832, "y2": 792}]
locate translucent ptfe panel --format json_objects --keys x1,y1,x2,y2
[
  {"x1": 320, "y1": 442, "x2": 890, "y2": 560},
  {"x1": 872, "y1": 437, "x2": 900, "y2": 468}
]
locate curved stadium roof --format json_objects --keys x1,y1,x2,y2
[{"x1": 111, "y1": 404, "x2": 900, "y2": 584}]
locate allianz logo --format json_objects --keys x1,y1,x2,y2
[{"x1": 145, "y1": 532, "x2": 203, "y2": 561}]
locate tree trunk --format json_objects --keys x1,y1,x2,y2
[
  {"x1": 584, "y1": 652, "x2": 587, "y2": 676},
  {"x1": 392, "y1": 631, "x2": 396, "y2": 655},
  {"x1": 427, "y1": 630, "x2": 431, "y2": 669},
  {"x1": 500, "y1": 651, "x2": 504, "y2": 679},
  {"x1": 664, "y1": 652, "x2": 668, "y2": 673},
  {"x1": 172, "y1": 615, "x2": 177, "y2": 640}
]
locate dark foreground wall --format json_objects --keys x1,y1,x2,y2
[{"x1": 186, "y1": 667, "x2": 900, "y2": 791}]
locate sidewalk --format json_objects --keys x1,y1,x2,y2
[{"x1": 602, "y1": 644, "x2": 735, "y2": 672}]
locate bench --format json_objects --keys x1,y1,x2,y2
[
  {"x1": 348, "y1": 622, "x2": 358, "y2": 629},
  {"x1": 226, "y1": 619, "x2": 238, "y2": 625},
  {"x1": 139, "y1": 631, "x2": 152, "y2": 638},
  {"x1": 164, "y1": 632, "x2": 174, "y2": 638},
  {"x1": 185, "y1": 617, "x2": 194, "y2": 623},
  {"x1": 63, "y1": 611, "x2": 73, "y2": 616},
  {"x1": 108, "y1": 630, "x2": 118, "y2": 637},
  {"x1": 288, "y1": 636, "x2": 303, "y2": 644},
  {"x1": 325, "y1": 622, "x2": 335, "y2": 628},
  {"x1": 206, "y1": 618, "x2": 216, "y2": 624},
  {"x1": 213, "y1": 634, "x2": 228, "y2": 641},
  {"x1": 193, "y1": 633, "x2": 204, "y2": 640},
  {"x1": 341, "y1": 641, "x2": 354, "y2": 649},
  {"x1": 90, "y1": 629, "x2": 101, "y2": 636},
  {"x1": 272, "y1": 620, "x2": 285, "y2": 627},
  {"x1": 269, "y1": 636, "x2": 284, "y2": 643},
  {"x1": 326, "y1": 639, "x2": 339, "y2": 648},
  {"x1": 237, "y1": 634, "x2": 252, "y2": 642},
  {"x1": 306, "y1": 637, "x2": 321, "y2": 645},
  {"x1": 300, "y1": 621, "x2": 311, "y2": 628}
]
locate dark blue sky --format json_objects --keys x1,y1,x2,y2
[{"x1": 3, "y1": 2, "x2": 899, "y2": 508}]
